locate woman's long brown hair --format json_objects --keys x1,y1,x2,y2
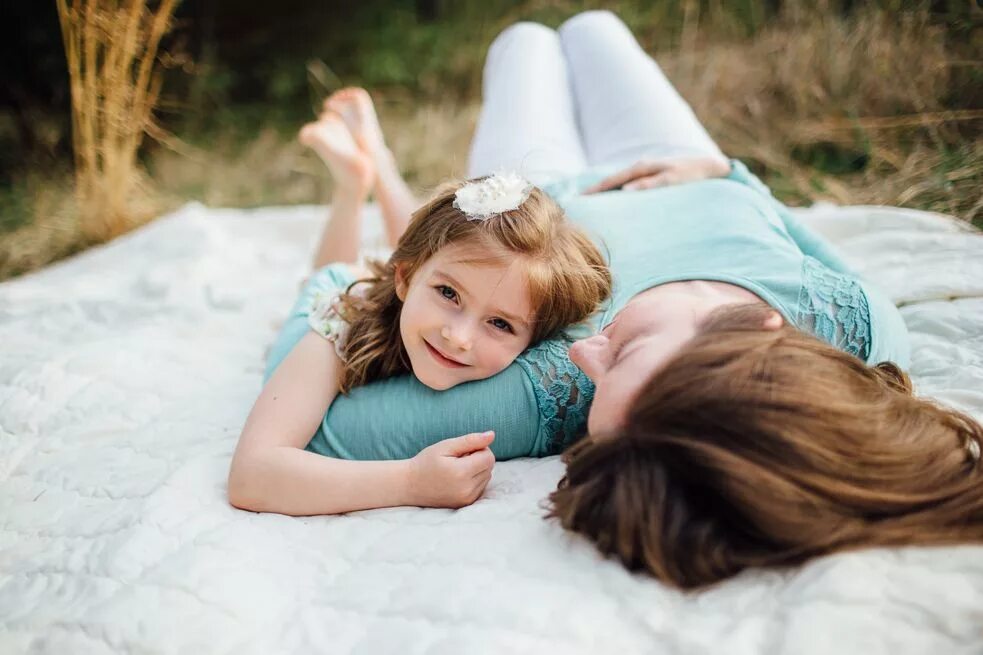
[{"x1": 546, "y1": 303, "x2": 983, "y2": 589}]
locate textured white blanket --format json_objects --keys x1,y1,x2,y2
[{"x1": 2, "y1": 203, "x2": 982, "y2": 655}]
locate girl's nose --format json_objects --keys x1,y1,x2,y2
[
  {"x1": 568, "y1": 334, "x2": 610, "y2": 381},
  {"x1": 441, "y1": 323, "x2": 473, "y2": 351}
]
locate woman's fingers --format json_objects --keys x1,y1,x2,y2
[
  {"x1": 583, "y1": 160, "x2": 667, "y2": 194},
  {"x1": 623, "y1": 172, "x2": 674, "y2": 191}
]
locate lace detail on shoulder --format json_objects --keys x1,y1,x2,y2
[
  {"x1": 515, "y1": 339, "x2": 594, "y2": 456},
  {"x1": 796, "y1": 256, "x2": 871, "y2": 360}
]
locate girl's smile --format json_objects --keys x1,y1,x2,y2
[
  {"x1": 423, "y1": 339, "x2": 470, "y2": 368},
  {"x1": 396, "y1": 242, "x2": 535, "y2": 390}
]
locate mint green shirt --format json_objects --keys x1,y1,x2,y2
[{"x1": 265, "y1": 161, "x2": 910, "y2": 461}]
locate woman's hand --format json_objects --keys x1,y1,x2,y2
[
  {"x1": 583, "y1": 156, "x2": 731, "y2": 194},
  {"x1": 407, "y1": 431, "x2": 496, "y2": 509}
]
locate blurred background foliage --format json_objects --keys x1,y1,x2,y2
[{"x1": 1, "y1": 0, "x2": 981, "y2": 279}]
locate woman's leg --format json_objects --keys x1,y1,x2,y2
[
  {"x1": 467, "y1": 22, "x2": 587, "y2": 185},
  {"x1": 558, "y1": 10, "x2": 723, "y2": 167}
]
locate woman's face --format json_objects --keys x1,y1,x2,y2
[
  {"x1": 570, "y1": 293, "x2": 784, "y2": 435},
  {"x1": 569, "y1": 291, "x2": 704, "y2": 435}
]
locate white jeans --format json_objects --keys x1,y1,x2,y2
[{"x1": 467, "y1": 10, "x2": 723, "y2": 185}]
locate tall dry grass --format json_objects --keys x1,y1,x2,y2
[
  {"x1": 56, "y1": 0, "x2": 178, "y2": 241},
  {"x1": 660, "y1": 7, "x2": 982, "y2": 219}
]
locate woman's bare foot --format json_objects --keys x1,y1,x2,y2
[
  {"x1": 299, "y1": 113, "x2": 375, "y2": 195},
  {"x1": 323, "y1": 87, "x2": 387, "y2": 161}
]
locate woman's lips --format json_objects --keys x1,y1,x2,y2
[{"x1": 424, "y1": 340, "x2": 468, "y2": 368}]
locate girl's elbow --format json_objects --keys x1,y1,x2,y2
[{"x1": 227, "y1": 454, "x2": 266, "y2": 512}]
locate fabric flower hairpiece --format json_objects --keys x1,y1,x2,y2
[{"x1": 453, "y1": 172, "x2": 534, "y2": 221}]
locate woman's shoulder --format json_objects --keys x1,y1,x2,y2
[
  {"x1": 795, "y1": 256, "x2": 910, "y2": 368},
  {"x1": 513, "y1": 337, "x2": 595, "y2": 456}
]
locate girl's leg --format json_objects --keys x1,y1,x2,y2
[
  {"x1": 467, "y1": 22, "x2": 587, "y2": 185},
  {"x1": 324, "y1": 88, "x2": 417, "y2": 248},
  {"x1": 299, "y1": 113, "x2": 374, "y2": 268},
  {"x1": 558, "y1": 10, "x2": 724, "y2": 167}
]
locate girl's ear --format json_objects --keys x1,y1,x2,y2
[{"x1": 394, "y1": 264, "x2": 408, "y2": 301}]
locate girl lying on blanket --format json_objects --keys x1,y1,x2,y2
[{"x1": 227, "y1": 89, "x2": 610, "y2": 515}]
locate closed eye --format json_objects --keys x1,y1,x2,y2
[
  {"x1": 489, "y1": 317, "x2": 514, "y2": 333},
  {"x1": 434, "y1": 284, "x2": 458, "y2": 303}
]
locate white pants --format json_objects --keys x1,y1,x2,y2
[{"x1": 467, "y1": 10, "x2": 723, "y2": 185}]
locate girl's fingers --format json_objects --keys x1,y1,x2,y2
[
  {"x1": 470, "y1": 457, "x2": 494, "y2": 480},
  {"x1": 466, "y1": 448, "x2": 495, "y2": 475}
]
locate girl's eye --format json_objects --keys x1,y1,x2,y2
[
  {"x1": 489, "y1": 317, "x2": 514, "y2": 333},
  {"x1": 435, "y1": 285, "x2": 458, "y2": 302}
]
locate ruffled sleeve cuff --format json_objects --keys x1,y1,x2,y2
[{"x1": 308, "y1": 291, "x2": 352, "y2": 361}]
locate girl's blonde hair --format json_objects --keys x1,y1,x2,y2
[
  {"x1": 336, "y1": 178, "x2": 612, "y2": 393},
  {"x1": 547, "y1": 303, "x2": 983, "y2": 589}
]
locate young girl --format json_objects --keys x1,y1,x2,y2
[{"x1": 227, "y1": 90, "x2": 611, "y2": 516}]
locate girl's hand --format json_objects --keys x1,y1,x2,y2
[
  {"x1": 582, "y1": 156, "x2": 731, "y2": 194},
  {"x1": 407, "y1": 431, "x2": 496, "y2": 509}
]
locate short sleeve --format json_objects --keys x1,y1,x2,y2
[
  {"x1": 727, "y1": 159, "x2": 857, "y2": 275},
  {"x1": 264, "y1": 263, "x2": 358, "y2": 382},
  {"x1": 310, "y1": 338, "x2": 594, "y2": 461}
]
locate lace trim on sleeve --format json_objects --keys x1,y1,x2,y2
[
  {"x1": 307, "y1": 292, "x2": 352, "y2": 361},
  {"x1": 796, "y1": 256, "x2": 871, "y2": 361},
  {"x1": 515, "y1": 339, "x2": 594, "y2": 456}
]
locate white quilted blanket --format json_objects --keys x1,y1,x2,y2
[{"x1": 2, "y1": 202, "x2": 982, "y2": 655}]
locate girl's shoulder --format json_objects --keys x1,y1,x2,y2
[
  {"x1": 307, "y1": 262, "x2": 370, "y2": 291},
  {"x1": 304, "y1": 264, "x2": 373, "y2": 362}
]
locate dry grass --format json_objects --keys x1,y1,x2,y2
[
  {"x1": 1, "y1": 4, "x2": 979, "y2": 281},
  {"x1": 56, "y1": 0, "x2": 177, "y2": 239},
  {"x1": 663, "y1": 8, "x2": 982, "y2": 219}
]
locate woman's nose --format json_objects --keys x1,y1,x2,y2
[{"x1": 569, "y1": 334, "x2": 610, "y2": 381}]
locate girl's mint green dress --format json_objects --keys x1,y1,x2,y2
[{"x1": 265, "y1": 161, "x2": 910, "y2": 460}]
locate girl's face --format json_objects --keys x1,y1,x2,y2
[{"x1": 396, "y1": 243, "x2": 535, "y2": 390}]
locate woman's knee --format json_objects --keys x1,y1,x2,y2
[
  {"x1": 484, "y1": 21, "x2": 563, "y2": 79},
  {"x1": 558, "y1": 9, "x2": 628, "y2": 40},
  {"x1": 489, "y1": 21, "x2": 558, "y2": 54}
]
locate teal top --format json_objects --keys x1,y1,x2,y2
[{"x1": 265, "y1": 161, "x2": 910, "y2": 461}]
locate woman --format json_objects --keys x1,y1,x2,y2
[
  {"x1": 235, "y1": 10, "x2": 983, "y2": 581},
  {"x1": 306, "y1": 10, "x2": 908, "y2": 460}
]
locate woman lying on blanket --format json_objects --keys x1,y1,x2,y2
[{"x1": 229, "y1": 10, "x2": 983, "y2": 587}]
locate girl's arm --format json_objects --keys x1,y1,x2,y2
[{"x1": 230, "y1": 332, "x2": 495, "y2": 515}]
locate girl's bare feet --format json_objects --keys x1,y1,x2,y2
[
  {"x1": 323, "y1": 87, "x2": 387, "y2": 161},
  {"x1": 298, "y1": 113, "x2": 375, "y2": 195}
]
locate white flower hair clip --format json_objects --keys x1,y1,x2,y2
[{"x1": 453, "y1": 172, "x2": 534, "y2": 221}]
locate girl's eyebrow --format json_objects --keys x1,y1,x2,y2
[{"x1": 433, "y1": 269, "x2": 529, "y2": 329}]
